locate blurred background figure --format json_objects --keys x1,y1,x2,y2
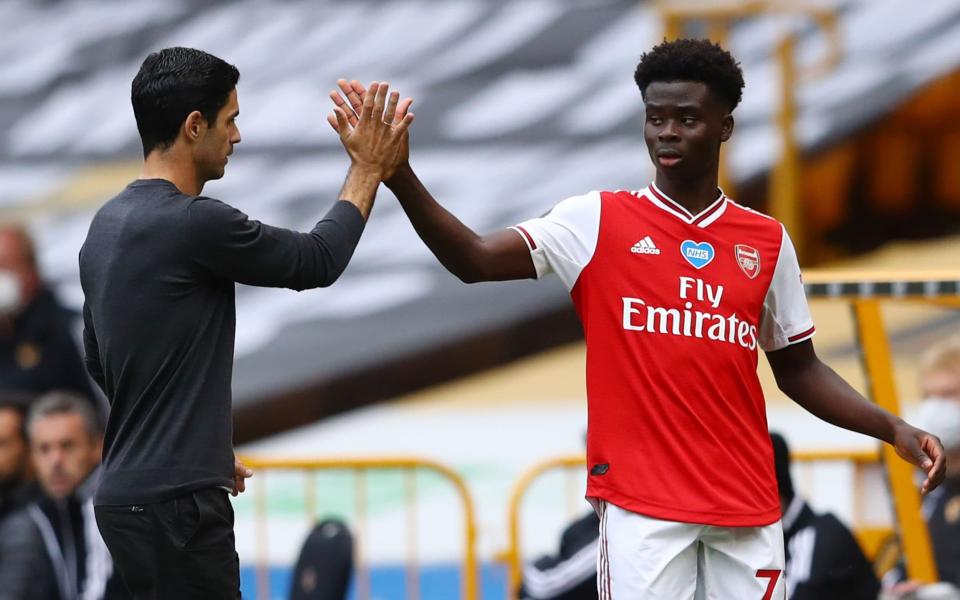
[
  {"x1": 517, "y1": 510, "x2": 599, "y2": 600},
  {"x1": 0, "y1": 391, "x2": 37, "y2": 523},
  {"x1": 884, "y1": 338, "x2": 960, "y2": 595},
  {"x1": 918, "y1": 336, "x2": 960, "y2": 403},
  {"x1": 771, "y1": 432, "x2": 880, "y2": 600},
  {"x1": 0, "y1": 391, "x2": 127, "y2": 600},
  {"x1": 0, "y1": 225, "x2": 95, "y2": 403},
  {"x1": 289, "y1": 519, "x2": 354, "y2": 600}
]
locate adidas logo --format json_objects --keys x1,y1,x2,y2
[{"x1": 630, "y1": 236, "x2": 661, "y2": 255}]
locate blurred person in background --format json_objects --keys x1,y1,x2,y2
[
  {"x1": 518, "y1": 510, "x2": 600, "y2": 600},
  {"x1": 0, "y1": 392, "x2": 38, "y2": 522},
  {"x1": 0, "y1": 391, "x2": 127, "y2": 599},
  {"x1": 771, "y1": 432, "x2": 880, "y2": 599},
  {"x1": 885, "y1": 338, "x2": 960, "y2": 594},
  {"x1": 0, "y1": 225, "x2": 96, "y2": 402},
  {"x1": 80, "y1": 47, "x2": 412, "y2": 598},
  {"x1": 330, "y1": 38, "x2": 945, "y2": 598}
]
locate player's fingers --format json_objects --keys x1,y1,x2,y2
[
  {"x1": 327, "y1": 112, "x2": 339, "y2": 132},
  {"x1": 384, "y1": 90, "x2": 400, "y2": 125},
  {"x1": 921, "y1": 436, "x2": 946, "y2": 493},
  {"x1": 395, "y1": 97, "x2": 413, "y2": 125},
  {"x1": 392, "y1": 112, "x2": 415, "y2": 136},
  {"x1": 338, "y1": 78, "x2": 365, "y2": 115},
  {"x1": 329, "y1": 90, "x2": 359, "y2": 127},
  {"x1": 359, "y1": 81, "x2": 378, "y2": 123}
]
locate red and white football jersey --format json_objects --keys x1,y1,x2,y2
[{"x1": 512, "y1": 184, "x2": 815, "y2": 527}]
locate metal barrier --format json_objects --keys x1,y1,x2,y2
[
  {"x1": 503, "y1": 449, "x2": 884, "y2": 598},
  {"x1": 236, "y1": 456, "x2": 479, "y2": 600}
]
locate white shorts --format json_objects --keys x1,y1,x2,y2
[{"x1": 596, "y1": 501, "x2": 786, "y2": 600}]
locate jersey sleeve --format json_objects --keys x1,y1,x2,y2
[
  {"x1": 509, "y1": 191, "x2": 601, "y2": 291},
  {"x1": 759, "y1": 225, "x2": 815, "y2": 351}
]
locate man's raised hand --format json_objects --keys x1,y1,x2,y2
[{"x1": 329, "y1": 79, "x2": 413, "y2": 180}]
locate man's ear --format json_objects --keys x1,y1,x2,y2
[
  {"x1": 183, "y1": 110, "x2": 206, "y2": 143},
  {"x1": 720, "y1": 114, "x2": 734, "y2": 143}
]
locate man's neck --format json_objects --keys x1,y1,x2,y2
[
  {"x1": 653, "y1": 172, "x2": 720, "y2": 216},
  {"x1": 140, "y1": 150, "x2": 203, "y2": 196}
]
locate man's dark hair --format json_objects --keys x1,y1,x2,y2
[
  {"x1": 0, "y1": 391, "x2": 32, "y2": 441},
  {"x1": 770, "y1": 432, "x2": 795, "y2": 502},
  {"x1": 131, "y1": 47, "x2": 240, "y2": 158},
  {"x1": 634, "y1": 38, "x2": 745, "y2": 112}
]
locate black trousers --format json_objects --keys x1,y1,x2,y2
[{"x1": 95, "y1": 488, "x2": 241, "y2": 599}]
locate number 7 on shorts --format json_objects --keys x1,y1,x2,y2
[{"x1": 756, "y1": 569, "x2": 782, "y2": 600}]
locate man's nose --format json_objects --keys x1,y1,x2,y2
[{"x1": 658, "y1": 121, "x2": 680, "y2": 142}]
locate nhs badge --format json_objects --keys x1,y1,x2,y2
[{"x1": 680, "y1": 240, "x2": 715, "y2": 269}]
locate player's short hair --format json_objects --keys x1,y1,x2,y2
[
  {"x1": 920, "y1": 334, "x2": 960, "y2": 378},
  {"x1": 131, "y1": 47, "x2": 240, "y2": 158},
  {"x1": 26, "y1": 391, "x2": 103, "y2": 441},
  {"x1": 634, "y1": 38, "x2": 745, "y2": 112}
]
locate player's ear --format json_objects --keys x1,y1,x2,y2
[
  {"x1": 720, "y1": 114, "x2": 734, "y2": 143},
  {"x1": 183, "y1": 110, "x2": 206, "y2": 143}
]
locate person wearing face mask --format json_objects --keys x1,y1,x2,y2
[
  {"x1": 0, "y1": 225, "x2": 96, "y2": 403},
  {"x1": 883, "y1": 337, "x2": 960, "y2": 596}
]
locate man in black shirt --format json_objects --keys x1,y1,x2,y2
[
  {"x1": 0, "y1": 225, "x2": 96, "y2": 402},
  {"x1": 772, "y1": 432, "x2": 881, "y2": 600},
  {"x1": 80, "y1": 47, "x2": 412, "y2": 598}
]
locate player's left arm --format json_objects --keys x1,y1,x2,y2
[{"x1": 766, "y1": 340, "x2": 946, "y2": 495}]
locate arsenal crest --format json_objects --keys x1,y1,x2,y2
[{"x1": 735, "y1": 245, "x2": 760, "y2": 279}]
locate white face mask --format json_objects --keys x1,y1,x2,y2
[
  {"x1": 0, "y1": 270, "x2": 22, "y2": 316},
  {"x1": 909, "y1": 397, "x2": 960, "y2": 451}
]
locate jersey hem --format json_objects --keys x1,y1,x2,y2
[{"x1": 586, "y1": 484, "x2": 782, "y2": 528}]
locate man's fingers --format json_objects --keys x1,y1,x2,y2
[
  {"x1": 327, "y1": 112, "x2": 339, "y2": 132},
  {"x1": 333, "y1": 107, "x2": 351, "y2": 139},
  {"x1": 359, "y1": 81, "x2": 378, "y2": 123},
  {"x1": 372, "y1": 81, "x2": 389, "y2": 122}
]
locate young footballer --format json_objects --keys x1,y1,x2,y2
[{"x1": 330, "y1": 39, "x2": 945, "y2": 599}]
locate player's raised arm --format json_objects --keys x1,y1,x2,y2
[
  {"x1": 328, "y1": 80, "x2": 535, "y2": 283},
  {"x1": 767, "y1": 340, "x2": 946, "y2": 495}
]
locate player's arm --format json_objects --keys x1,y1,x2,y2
[
  {"x1": 189, "y1": 83, "x2": 413, "y2": 290},
  {"x1": 328, "y1": 79, "x2": 535, "y2": 283},
  {"x1": 387, "y1": 165, "x2": 536, "y2": 282},
  {"x1": 767, "y1": 340, "x2": 946, "y2": 495}
]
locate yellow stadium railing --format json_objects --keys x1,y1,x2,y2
[
  {"x1": 236, "y1": 456, "x2": 479, "y2": 600},
  {"x1": 803, "y1": 269, "x2": 960, "y2": 584}
]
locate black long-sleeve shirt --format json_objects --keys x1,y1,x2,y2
[{"x1": 79, "y1": 179, "x2": 365, "y2": 505}]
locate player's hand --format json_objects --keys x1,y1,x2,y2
[
  {"x1": 328, "y1": 79, "x2": 413, "y2": 180},
  {"x1": 892, "y1": 421, "x2": 945, "y2": 495},
  {"x1": 232, "y1": 458, "x2": 253, "y2": 496}
]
